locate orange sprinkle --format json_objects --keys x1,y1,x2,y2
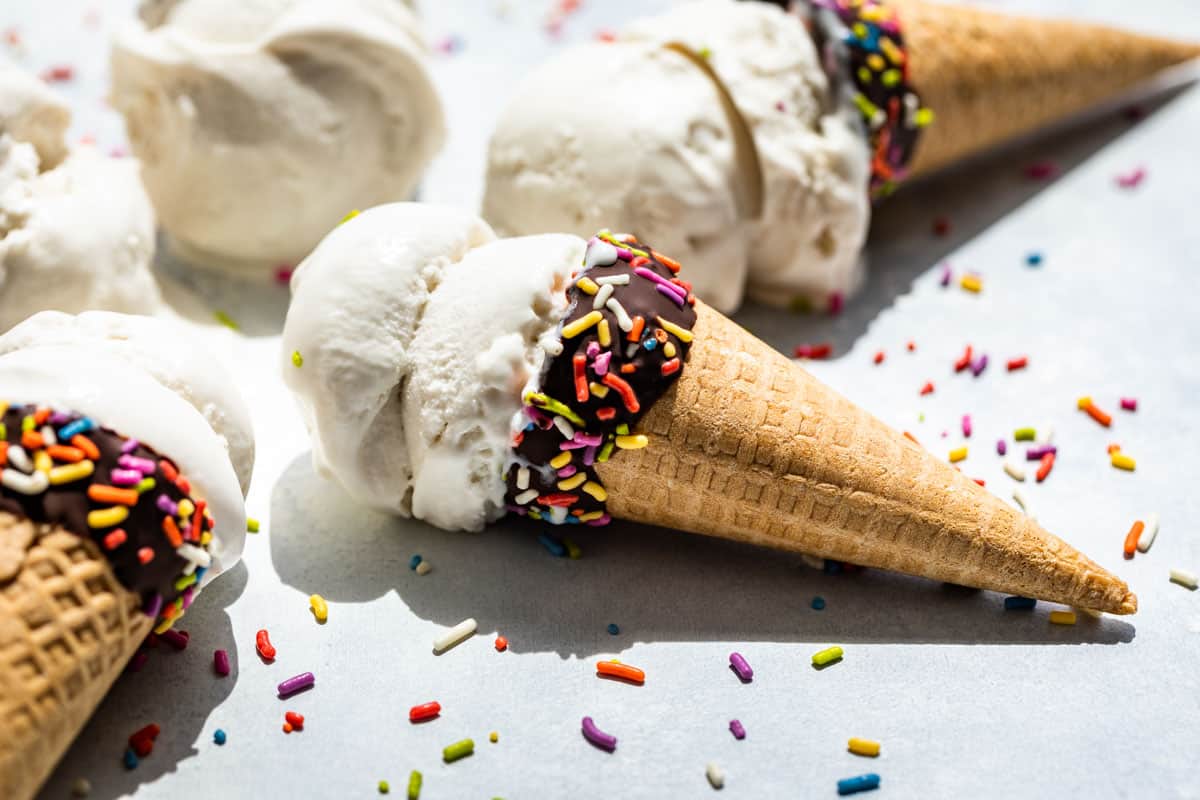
[
  {"x1": 596, "y1": 407, "x2": 617, "y2": 421},
  {"x1": 88, "y1": 485, "x2": 139, "y2": 506},
  {"x1": 602, "y1": 373, "x2": 640, "y2": 413},
  {"x1": 162, "y1": 516, "x2": 183, "y2": 547},
  {"x1": 596, "y1": 660, "x2": 645, "y2": 684},
  {"x1": 71, "y1": 434, "x2": 100, "y2": 460},
  {"x1": 629, "y1": 256, "x2": 649, "y2": 268},
  {"x1": 495, "y1": 636, "x2": 508, "y2": 652},
  {"x1": 0, "y1": 442, "x2": 7, "y2": 467},
  {"x1": 193, "y1": 500, "x2": 207, "y2": 538},
  {"x1": 619, "y1": 363, "x2": 636, "y2": 374},
  {"x1": 176, "y1": 476, "x2": 191, "y2": 494},
  {"x1": 919, "y1": 381, "x2": 935, "y2": 396},
  {"x1": 1123, "y1": 521, "x2": 1144, "y2": 558},
  {"x1": 1036, "y1": 452, "x2": 1055, "y2": 482},
  {"x1": 159, "y1": 459, "x2": 179, "y2": 482},
  {"x1": 903, "y1": 431, "x2": 919, "y2": 445},
  {"x1": 21, "y1": 430, "x2": 43, "y2": 450},
  {"x1": 627, "y1": 315, "x2": 645, "y2": 342},
  {"x1": 104, "y1": 529, "x2": 127, "y2": 550},
  {"x1": 33, "y1": 407, "x2": 51, "y2": 425},
  {"x1": 138, "y1": 547, "x2": 155, "y2": 564},
  {"x1": 1085, "y1": 402, "x2": 1112, "y2": 427},
  {"x1": 653, "y1": 250, "x2": 681, "y2": 273},
  {"x1": 46, "y1": 444, "x2": 85, "y2": 463},
  {"x1": 1107, "y1": 443, "x2": 1121, "y2": 454}
]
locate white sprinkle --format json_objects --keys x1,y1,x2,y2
[
  {"x1": 1012, "y1": 488, "x2": 1033, "y2": 518},
  {"x1": 515, "y1": 467, "x2": 530, "y2": 491},
  {"x1": 593, "y1": 283, "x2": 614, "y2": 310},
  {"x1": 176, "y1": 543, "x2": 211, "y2": 568},
  {"x1": 1, "y1": 468, "x2": 48, "y2": 495},
  {"x1": 625, "y1": 343, "x2": 639, "y2": 359},
  {"x1": 40, "y1": 425, "x2": 56, "y2": 446},
  {"x1": 1003, "y1": 460, "x2": 1026, "y2": 482},
  {"x1": 801, "y1": 554, "x2": 826, "y2": 571},
  {"x1": 514, "y1": 489, "x2": 538, "y2": 505},
  {"x1": 7, "y1": 445, "x2": 32, "y2": 474},
  {"x1": 71, "y1": 777, "x2": 91, "y2": 797},
  {"x1": 706, "y1": 762, "x2": 725, "y2": 789},
  {"x1": 584, "y1": 240, "x2": 619, "y2": 270},
  {"x1": 433, "y1": 618, "x2": 477, "y2": 652},
  {"x1": 595, "y1": 274, "x2": 631, "y2": 286},
  {"x1": 549, "y1": 505, "x2": 568, "y2": 525},
  {"x1": 1169, "y1": 569, "x2": 1198, "y2": 590},
  {"x1": 1036, "y1": 424, "x2": 1054, "y2": 445},
  {"x1": 540, "y1": 336, "x2": 564, "y2": 357},
  {"x1": 416, "y1": 561, "x2": 432, "y2": 576},
  {"x1": 606, "y1": 297, "x2": 633, "y2": 331},
  {"x1": 552, "y1": 416, "x2": 575, "y2": 439},
  {"x1": 1136, "y1": 512, "x2": 1159, "y2": 553},
  {"x1": 182, "y1": 560, "x2": 197, "y2": 575}
]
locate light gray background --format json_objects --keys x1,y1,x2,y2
[{"x1": 2, "y1": 1, "x2": 1198, "y2": 798}]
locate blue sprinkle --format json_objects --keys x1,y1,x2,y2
[
  {"x1": 123, "y1": 749, "x2": 139, "y2": 770},
  {"x1": 642, "y1": 337, "x2": 657, "y2": 351},
  {"x1": 194, "y1": 566, "x2": 208, "y2": 583},
  {"x1": 837, "y1": 773, "x2": 881, "y2": 795},
  {"x1": 564, "y1": 514, "x2": 580, "y2": 525},
  {"x1": 1003, "y1": 596, "x2": 1037, "y2": 610},
  {"x1": 214, "y1": 729, "x2": 227, "y2": 745},
  {"x1": 1025, "y1": 252, "x2": 1043, "y2": 267},
  {"x1": 823, "y1": 560, "x2": 843, "y2": 575},
  {"x1": 607, "y1": 623, "x2": 620, "y2": 635},
  {"x1": 538, "y1": 534, "x2": 566, "y2": 557},
  {"x1": 811, "y1": 596, "x2": 826, "y2": 611},
  {"x1": 409, "y1": 554, "x2": 422, "y2": 570},
  {"x1": 57, "y1": 417, "x2": 95, "y2": 440}
]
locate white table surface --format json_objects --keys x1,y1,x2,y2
[{"x1": 3, "y1": 1, "x2": 1199, "y2": 798}]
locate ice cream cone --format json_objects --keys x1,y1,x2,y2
[
  {"x1": 595, "y1": 302, "x2": 1136, "y2": 614},
  {"x1": 892, "y1": 0, "x2": 1200, "y2": 176},
  {"x1": 0, "y1": 512, "x2": 152, "y2": 800}
]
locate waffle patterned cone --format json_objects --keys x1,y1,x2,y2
[
  {"x1": 892, "y1": 0, "x2": 1200, "y2": 176},
  {"x1": 0, "y1": 512, "x2": 152, "y2": 800},
  {"x1": 594, "y1": 303, "x2": 1136, "y2": 614}
]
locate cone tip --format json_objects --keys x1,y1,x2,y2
[{"x1": 1116, "y1": 590, "x2": 1138, "y2": 615}]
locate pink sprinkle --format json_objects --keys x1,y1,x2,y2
[
  {"x1": 586, "y1": 341, "x2": 600, "y2": 358},
  {"x1": 828, "y1": 291, "x2": 844, "y2": 316},
  {"x1": 996, "y1": 439, "x2": 1007, "y2": 456},
  {"x1": 40, "y1": 65, "x2": 74, "y2": 83},
  {"x1": 940, "y1": 265, "x2": 952, "y2": 287},
  {"x1": 557, "y1": 465, "x2": 577, "y2": 478},
  {"x1": 109, "y1": 146, "x2": 128, "y2": 159},
  {"x1": 971, "y1": 354, "x2": 989, "y2": 377},
  {"x1": 160, "y1": 629, "x2": 189, "y2": 651},
  {"x1": 1116, "y1": 167, "x2": 1146, "y2": 189},
  {"x1": 615, "y1": 247, "x2": 634, "y2": 261},
  {"x1": 594, "y1": 29, "x2": 616, "y2": 42},
  {"x1": 593, "y1": 352, "x2": 611, "y2": 376},
  {"x1": 729, "y1": 719, "x2": 746, "y2": 740},
  {"x1": 586, "y1": 513, "x2": 612, "y2": 526},
  {"x1": 1025, "y1": 161, "x2": 1060, "y2": 180},
  {"x1": 121, "y1": 438, "x2": 140, "y2": 454},
  {"x1": 181, "y1": 586, "x2": 195, "y2": 609},
  {"x1": 634, "y1": 267, "x2": 685, "y2": 301},
  {"x1": 214, "y1": 649, "x2": 231, "y2": 676},
  {"x1": 274, "y1": 265, "x2": 294, "y2": 285},
  {"x1": 111, "y1": 468, "x2": 143, "y2": 486},
  {"x1": 119, "y1": 454, "x2": 157, "y2": 473},
  {"x1": 1120, "y1": 397, "x2": 1137, "y2": 411},
  {"x1": 573, "y1": 432, "x2": 603, "y2": 447},
  {"x1": 962, "y1": 415, "x2": 972, "y2": 438}
]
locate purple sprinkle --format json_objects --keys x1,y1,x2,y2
[
  {"x1": 996, "y1": 439, "x2": 1007, "y2": 456},
  {"x1": 559, "y1": 440, "x2": 588, "y2": 451},
  {"x1": 729, "y1": 652, "x2": 754, "y2": 682},
  {"x1": 277, "y1": 671, "x2": 315, "y2": 697},
  {"x1": 160, "y1": 629, "x2": 189, "y2": 651},
  {"x1": 557, "y1": 465, "x2": 577, "y2": 478},
  {"x1": 111, "y1": 468, "x2": 143, "y2": 486},
  {"x1": 581, "y1": 716, "x2": 617, "y2": 752},
  {"x1": 143, "y1": 593, "x2": 163, "y2": 619},
  {"x1": 961, "y1": 415, "x2": 972, "y2": 438},
  {"x1": 656, "y1": 283, "x2": 686, "y2": 306},
  {"x1": 1120, "y1": 397, "x2": 1138, "y2": 411},
  {"x1": 586, "y1": 341, "x2": 600, "y2": 358},
  {"x1": 939, "y1": 265, "x2": 952, "y2": 287},
  {"x1": 119, "y1": 454, "x2": 157, "y2": 474},
  {"x1": 1026, "y1": 445, "x2": 1058, "y2": 460},
  {"x1": 181, "y1": 585, "x2": 195, "y2": 609},
  {"x1": 586, "y1": 514, "x2": 612, "y2": 526},
  {"x1": 730, "y1": 719, "x2": 746, "y2": 740},
  {"x1": 971, "y1": 355, "x2": 989, "y2": 377},
  {"x1": 121, "y1": 438, "x2": 140, "y2": 455},
  {"x1": 156, "y1": 494, "x2": 178, "y2": 515},
  {"x1": 573, "y1": 432, "x2": 603, "y2": 447},
  {"x1": 506, "y1": 505, "x2": 527, "y2": 515},
  {"x1": 582, "y1": 446, "x2": 597, "y2": 466},
  {"x1": 48, "y1": 411, "x2": 70, "y2": 425},
  {"x1": 214, "y1": 649, "x2": 231, "y2": 677}
]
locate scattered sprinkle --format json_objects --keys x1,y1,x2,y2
[
  {"x1": 919, "y1": 381, "x2": 935, "y2": 396},
  {"x1": 291, "y1": 351, "x2": 304, "y2": 368},
  {"x1": 1049, "y1": 610, "x2": 1077, "y2": 625},
  {"x1": 213, "y1": 649, "x2": 230, "y2": 676},
  {"x1": 41, "y1": 65, "x2": 75, "y2": 83},
  {"x1": 729, "y1": 652, "x2": 753, "y2": 682},
  {"x1": 128, "y1": 724, "x2": 160, "y2": 758},
  {"x1": 1014, "y1": 427, "x2": 1036, "y2": 441},
  {"x1": 961, "y1": 415, "x2": 972, "y2": 438},
  {"x1": 123, "y1": 749, "x2": 138, "y2": 770},
  {"x1": 71, "y1": 778, "x2": 91, "y2": 797},
  {"x1": 932, "y1": 217, "x2": 950, "y2": 236},
  {"x1": 1123, "y1": 521, "x2": 1145, "y2": 559},
  {"x1": 949, "y1": 446, "x2": 967, "y2": 463},
  {"x1": 409, "y1": 554, "x2": 422, "y2": 570},
  {"x1": 379, "y1": 780, "x2": 390, "y2": 794},
  {"x1": 285, "y1": 711, "x2": 305, "y2": 730},
  {"x1": 996, "y1": 439, "x2": 1007, "y2": 456},
  {"x1": 794, "y1": 342, "x2": 833, "y2": 360},
  {"x1": 959, "y1": 274, "x2": 983, "y2": 293},
  {"x1": 213, "y1": 311, "x2": 239, "y2": 331},
  {"x1": 409, "y1": 701, "x2": 441, "y2": 723},
  {"x1": 415, "y1": 560, "x2": 432, "y2": 575},
  {"x1": 1035, "y1": 452, "x2": 1055, "y2": 482},
  {"x1": 1077, "y1": 396, "x2": 1112, "y2": 427},
  {"x1": 246, "y1": 517, "x2": 260, "y2": 533},
  {"x1": 848, "y1": 738, "x2": 881, "y2": 757},
  {"x1": 1003, "y1": 460, "x2": 1026, "y2": 482},
  {"x1": 407, "y1": 770, "x2": 423, "y2": 799},
  {"x1": 812, "y1": 595, "x2": 826, "y2": 610},
  {"x1": 433, "y1": 618, "x2": 477, "y2": 653},
  {"x1": 1025, "y1": 161, "x2": 1059, "y2": 180},
  {"x1": 1169, "y1": 569, "x2": 1198, "y2": 590},
  {"x1": 607, "y1": 623, "x2": 619, "y2": 635},
  {"x1": 1111, "y1": 451, "x2": 1136, "y2": 471},
  {"x1": 277, "y1": 672, "x2": 315, "y2": 697},
  {"x1": 309, "y1": 594, "x2": 329, "y2": 622},
  {"x1": 838, "y1": 773, "x2": 881, "y2": 795},
  {"x1": 563, "y1": 537, "x2": 582, "y2": 558},
  {"x1": 706, "y1": 762, "x2": 726, "y2": 789},
  {"x1": 1116, "y1": 166, "x2": 1147, "y2": 189},
  {"x1": 581, "y1": 717, "x2": 617, "y2": 752},
  {"x1": 1004, "y1": 596, "x2": 1036, "y2": 611},
  {"x1": 495, "y1": 635, "x2": 508, "y2": 651},
  {"x1": 873, "y1": 350, "x2": 885, "y2": 364},
  {"x1": 1007, "y1": 356, "x2": 1028, "y2": 371},
  {"x1": 597, "y1": 660, "x2": 645, "y2": 684},
  {"x1": 729, "y1": 719, "x2": 746, "y2": 740},
  {"x1": 1119, "y1": 397, "x2": 1138, "y2": 411},
  {"x1": 812, "y1": 646, "x2": 844, "y2": 667},
  {"x1": 1025, "y1": 252, "x2": 1043, "y2": 267},
  {"x1": 538, "y1": 533, "x2": 566, "y2": 556},
  {"x1": 274, "y1": 265, "x2": 294, "y2": 284},
  {"x1": 213, "y1": 729, "x2": 226, "y2": 745},
  {"x1": 489, "y1": 731, "x2": 499, "y2": 743},
  {"x1": 443, "y1": 738, "x2": 475, "y2": 763},
  {"x1": 1137, "y1": 512, "x2": 1160, "y2": 553},
  {"x1": 255, "y1": 629, "x2": 276, "y2": 660}
]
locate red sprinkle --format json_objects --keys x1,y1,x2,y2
[
  {"x1": 954, "y1": 345, "x2": 974, "y2": 373},
  {"x1": 919, "y1": 381, "x2": 935, "y2": 396},
  {"x1": 256, "y1": 629, "x2": 276, "y2": 660},
  {"x1": 495, "y1": 636, "x2": 508, "y2": 651},
  {"x1": 285, "y1": 711, "x2": 305, "y2": 730},
  {"x1": 602, "y1": 373, "x2": 639, "y2": 413},
  {"x1": 972, "y1": 478, "x2": 986, "y2": 487},
  {"x1": 1025, "y1": 161, "x2": 1060, "y2": 180},
  {"x1": 932, "y1": 217, "x2": 951, "y2": 237},
  {"x1": 1036, "y1": 452, "x2": 1055, "y2": 482},
  {"x1": 158, "y1": 459, "x2": 179, "y2": 482},
  {"x1": 660, "y1": 358, "x2": 681, "y2": 376},
  {"x1": 794, "y1": 343, "x2": 832, "y2": 359},
  {"x1": 160, "y1": 629, "x2": 189, "y2": 651},
  {"x1": 538, "y1": 493, "x2": 578, "y2": 507},
  {"x1": 104, "y1": 529, "x2": 127, "y2": 550},
  {"x1": 409, "y1": 702, "x2": 441, "y2": 723},
  {"x1": 573, "y1": 354, "x2": 588, "y2": 403},
  {"x1": 873, "y1": 351, "x2": 885, "y2": 365},
  {"x1": 40, "y1": 65, "x2": 74, "y2": 83},
  {"x1": 128, "y1": 723, "x2": 160, "y2": 757},
  {"x1": 137, "y1": 547, "x2": 155, "y2": 564},
  {"x1": 595, "y1": 407, "x2": 616, "y2": 421},
  {"x1": 1006, "y1": 356, "x2": 1028, "y2": 371},
  {"x1": 906, "y1": 341, "x2": 916, "y2": 352},
  {"x1": 274, "y1": 265, "x2": 295, "y2": 284}
]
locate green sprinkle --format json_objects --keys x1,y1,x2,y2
[
  {"x1": 563, "y1": 538, "x2": 581, "y2": 560},
  {"x1": 21, "y1": 415, "x2": 35, "y2": 432},
  {"x1": 214, "y1": 311, "x2": 240, "y2": 331},
  {"x1": 812, "y1": 645, "x2": 844, "y2": 667},
  {"x1": 378, "y1": 780, "x2": 389, "y2": 794},
  {"x1": 881, "y1": 68, "x2": 901, "y2": 87},
  {"x1": 1014, "y1": 427, "x2": 1036, "y2": 441},
  {"x1": 340, "y1": 208, "x2": 361, "y2": 225},
  {"x1": 442, "y1": 738, "x2": 474, "y2": 763},
  {"x1": 596, "y1": 441, "x2": 614, "y2": 463},
  {"x1": 523, "y1": 392, "x2": 584, "y2": 426},
  {"x1": 136, "y1": 477, "x2": 156, "y2": 494},
  {"x1": 407, "y1": 770, "x2": 422, "y2": 799},
  {"x1": 918, "y1": 413, "x2": 925, "y2": 423},
  {"x1": 174, "y1": 572, "x2": 198, "y2": 592},
  {"x1": 0, "y1": 423, "x2": 6, "y2": 439},
  {"x1": 697, "y1": 46, "x2": 712, "y2": 59},
  {"x1": 247, "y1": 517, "x2": 260, "y2": 533},
  {"x1": 291, "y1": 350, "x2": 304, "y2": 368}
]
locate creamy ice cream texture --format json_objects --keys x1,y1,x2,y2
[
  {"x1": 0, "y1": 312, "x2": 251, "y2": 582},
  {"x1": 282, "y1": 203, "x2": 582, "y2": 531},
  {"x1": 0, "y1": 66, "x2": 160, "y2": 332},
  {"x1": 484, "y1": 0, "x2": 870, "y2": 314},
  {"x1": 112, "y1": 0, "x2": 445, "y2": 276}
]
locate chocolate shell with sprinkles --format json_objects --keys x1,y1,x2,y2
[{"x1": 0, "y1": 337, "x2": 249, "y2": 800}]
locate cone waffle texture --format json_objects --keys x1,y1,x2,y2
[
  {"x1": 595, "y1": 302, "x2": 1136, "y2": 614},
  {"x1": 0, "y1": 512, "x2": 151, "y2": 800},
  {"x1": 894, "y1": 0, "x2": 1200, "y2": 176}
]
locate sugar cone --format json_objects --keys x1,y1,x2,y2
[
  {"x1": 594, "y1": 302, "x2": 1136, "y2": 614},
  {"x1": 0, "y1": 512, "x2": 152, "y2": 800},
  {"x1": 890, "y1": 0, "x2": 1200, "y2": 176}
]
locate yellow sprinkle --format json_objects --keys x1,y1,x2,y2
[
  {"x1": 914, "y1": 108, "x2": 934, "y2": 127},
  {"x1": 960, "y1": 274, "x2": 983, "y2": 293},
  {"x1": 292, "y1": 350, "x2": 304, "y2": 368},
  {"x1": 615, "y1": 434, "x2": 649, "y2": 450},
  {"x1": 178, "y1": 499, "x2": 195, "y2": 519},
  {"x1": 853, "y1": 93, "x2": 879, "y2": 119},
  {"x1": 550, "y1": 452, "x2": 573, "y2": 469},
  {"x1": 663, "y1": 342, "x2": 676, "y2": 358},
  {"x1": 1076, "y1": 396, "x2": 1093, "y2": 410},
  {"x1": 310, "y1": 593, "x2": 329, "y2": 622},
  {"x1": 563, "y1": 538, "x2": 581, "y2": 559},
  {"x1": 0, "y1": 402, "x2": 8, "y2": 417},
  {"x1": 857, "y1": 66, "x2": 872, "y2": 84},
  {"x1": 581, "y1": 481, "x2": 608, "y2": 502},
  {"x1": 812, "y1": 646, "x2": 844, "y2": 666},
  {"x1": 597, "y1": 319, "x2": 611, "y2": 347},
  {"x1": 1111, "y1": 452, "x2": 1137, "y2": 471},
  {"x1": 656, "y1": 316, "x2": 693, "y2": 343},
  {"x1": 34, "y1": 450, "x2": 52, "y2": 473},
  {"x1": 848, "y1": 738, "x2": 881, "y2": 757},
  {"x1": 201, "y1": 532, "x2": 213, "y2": 545},
  {"x1": 562, "y1": 311, "x2": 603, "y2": 339},
  {"x1": 949, "y1": 446, "x2": 968, "y2": 463},
  {"x1": 247, "y1": 518, "x2": 260, "y2": 533},
  {"x1": 853, "y1": 22, "x2": 868, "y2": 38},
  {"x1": 576, "y1": 277, "x2": 599, "y2": 295},
  {"x1": 866, "y1": 53, "x2": 885, "y2": 71},
  {"x1": 88, "y1": 506, "x2": 128, "y2": 529},
  {"x1": 577, "y1": 511, "x2": 604, "y2": 522},
  {"x1": 881, "y1": 69, "x2": 901, "y2": 87},
  {"x1": 153, "y1": 617, "x2": 177, "y2": 634},
  {"x1": 213, "y1": 311, "x2": 240, "y2": 331},
  {"x1": 1049, "y1": 610, "x2": 1077, "y2": 625},
  {"x1": 340, "y1": 208, "x2": 360, "y2": 224},
  {"x1": 49, "y1": 460, "x2": 94, "y2": 485},
  {"x1": 589, "y1": 382, "x2": 609, "y2": 399},
  {"x1": 880, "y1": 36, "x2": 904, "y2": 65},
  {"x1": 558, "y1": 473, "x2": 587, "y2": 491},
  {"x1": 489, "y1": 732, "x2": 499, "y2": 743}
]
